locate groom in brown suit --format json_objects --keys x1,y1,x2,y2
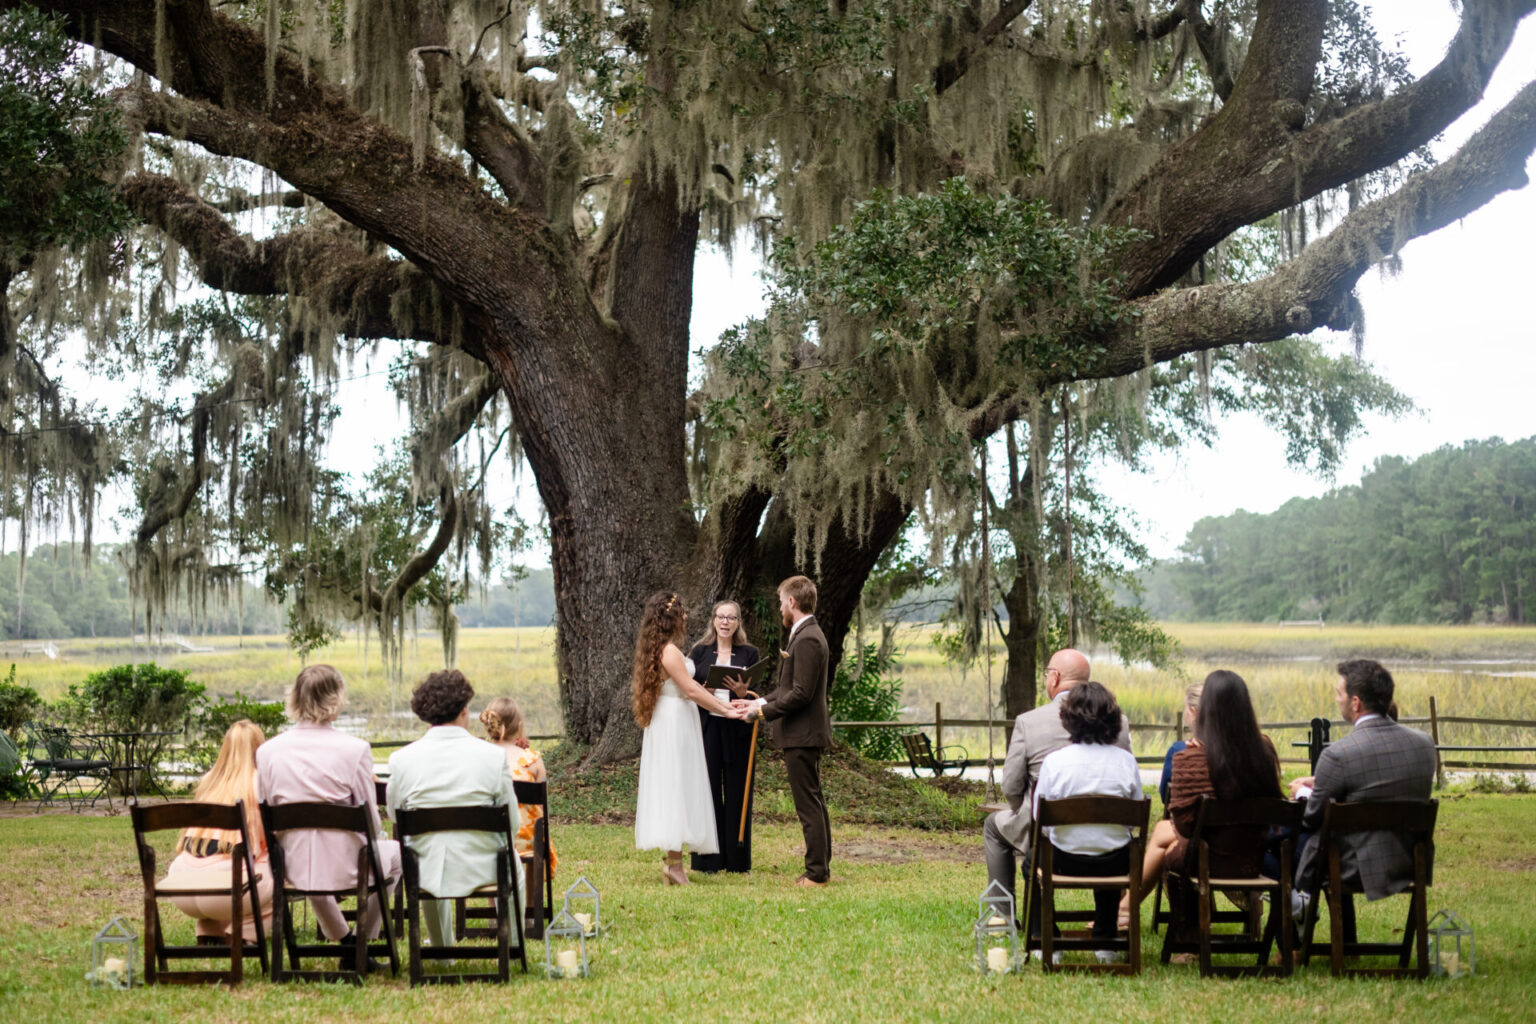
[{"x1": 740, "y1": 575, "x2": 832, "y2": 887}]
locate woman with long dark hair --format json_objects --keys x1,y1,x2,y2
[
  {"x1": 1120, "y1": 669, "x2": 1282, "y2": 923},
  {"x1": 687, "y1": 600, "x2": 760, "y2": 873},
  {"x1": 632, "y1": 591, "x2": 747, "y2": 885}
]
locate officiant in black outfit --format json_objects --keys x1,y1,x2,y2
[{"x1": 687, "y1": 600, "x2": 761, "y2": 873}]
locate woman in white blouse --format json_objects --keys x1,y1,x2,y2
[{"x1": 1031, "y1": 681, "x2": 1145, "y2": 955}]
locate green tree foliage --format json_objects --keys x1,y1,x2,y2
[
  {"x1": 190, "y1": 693, "x2": 287, "y2": 771},
  {"x1": 0, "y1": 663, "x2": 40, "y2": 735},
  {"x1": 0, "y1": 3, "x2": 128, "y2": 263},
  {"x1": 829, "y1": 642, "x2": 904, "y2": 761},
  {"x1": 1151, "y1": 437, "x2": 1536, "y2": 623}
]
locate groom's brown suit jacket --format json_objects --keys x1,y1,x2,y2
[{"x1": 761, "y1": 616, "x2": 832, "y2": 749}]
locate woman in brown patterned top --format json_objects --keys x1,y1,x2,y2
[{"x1": 1119, "y1": 670, "x2": 1281, "y2": 925}]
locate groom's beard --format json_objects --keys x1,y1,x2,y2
[{"x1": 781, "y1": 609, "x2": 794, "y2": 631}]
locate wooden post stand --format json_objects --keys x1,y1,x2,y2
[{"x1": 1429, "y1": 695, "x2": 1445, "y2": 790}]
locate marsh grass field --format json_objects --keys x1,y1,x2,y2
[{"x1": 11, "y1": 621, "x2": 1533, "y2": 765}]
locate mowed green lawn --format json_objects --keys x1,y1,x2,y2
[{"x1": 2, "y1": 793, "x2": 1534, "y2": 1023}]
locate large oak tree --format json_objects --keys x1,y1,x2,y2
[{"x1": 5, "y1": 0, "x2": 1536, "y2": 763}]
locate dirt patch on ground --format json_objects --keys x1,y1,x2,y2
[
  {"x1": 1492, "y1": 856, "x2": 1536, "y2": 872},
  {"x1": 835, "y1": 836, "x2": 980, "y2": 864}
]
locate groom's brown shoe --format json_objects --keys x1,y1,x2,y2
[{"x1": 792, "y1": 876, "x2": 828, "y2": 888}]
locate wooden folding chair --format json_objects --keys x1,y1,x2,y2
[
  {"x1": 456, "y1": 780, "x2": 555, "y2": 941},
  {"x1": 1300, "y1": 799, "x2": 1437, "y2": 978},
  {"x1": 395, "y1": 804, "x2": 528, "y2": 985},
  {"x1": 1023, "y1": 795, "x2": 1148, "y2": 974},
  {"x1": 130, "y1": 800, "x2": 269, "y2": 985},
  {"x1": 330, "y1": 778, "x2": 404, "y2": 941},
  {"x1": 261, "y1": 801, "x2": 400, "y2": 984},
  {"x1": 1159, "y1": 796, "x2": 1303, "y2": 977}
]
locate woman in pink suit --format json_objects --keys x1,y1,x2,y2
[{"x1": 255, "y1": 664, "x2": 401, "y2": 955}]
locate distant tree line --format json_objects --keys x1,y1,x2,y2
[
  {"x1": 0, "y1": 544, "x2": 559, "y2": 640},
  {"x1": 1143, "y1": 438, "x2": 1536, "y2": 623}
]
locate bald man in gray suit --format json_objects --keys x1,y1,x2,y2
[{"x1": 983, "y1": 649, "x2": 1132, "y2": 904}]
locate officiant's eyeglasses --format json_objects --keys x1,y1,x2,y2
[{"x1": 715, "y1": 614, "x2": 739, "y2": 622}]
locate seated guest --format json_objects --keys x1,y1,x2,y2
[
  {"x1": 1292, "y1": 659, "x2": 1436, "y2": 909},
  {"x1": 1031, "y1": 681, "x2": 1144, "y2": 958},
  {"x1": 1158, "y1": 678, "x2": 1204, "y2": 808},
  {"x1": 480, "y1": 697, "x2": 558, "y2": 877},
  {"x1": 985, "y1": 649, "x2": 1131, "y2": 904},
  {"x1": 166, "y1": 720, "x2": 274, "y2": 944},
  {"x1": 257, "y1": 665, "x2": 401, "y2": 966},
  {"x1": 1122, "y1": 670, "x2": 1281, "y2": 926},
  {"x1": 387, "y1": 670, "x2": 522, "y2": 948}
]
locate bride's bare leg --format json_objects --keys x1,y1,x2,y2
[{"x1": 1120, "y1": 818, "x2": 1179, "y2": 923}]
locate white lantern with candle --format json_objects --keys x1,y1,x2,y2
[
  {"x1": 88, "y1": 917, "x2": 138, "y2": 990},
  {"x1": 543, "y1": 906, "x2": 589, "y2": 979},
  {"x1": 1428, "y1": 909, "x2": 1475, "y2": 978},
  {"x1": 563, "y1": 875, "x2": 601, "y2": 938},
  {"x1": 974, "y1": 881, "x2": 1019, "y2": 975}
]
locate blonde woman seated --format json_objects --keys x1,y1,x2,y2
[
  {"x1": 480, "y1": 697, "x2": 558, "y2": 876},
  {"x1": 165, "y1": 720, "x2": 273, "y2": 944}
]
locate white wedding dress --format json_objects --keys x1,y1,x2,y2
[{"x1": 634, "y1": 656, "x2": 719, "y2": 853}]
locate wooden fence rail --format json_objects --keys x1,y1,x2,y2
[{"x1": 363, "y1": 699, "x2": 1536, "y2": 776}]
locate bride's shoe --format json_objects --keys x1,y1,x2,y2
[{"x1": 663, "y1": 857, "x2": 689, "y2": 885}]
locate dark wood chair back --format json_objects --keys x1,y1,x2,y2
[
  {"x1": 1026, "y1": 795, "x2": 1149, "y2": 975},
  {"x1": 130, "y1": 799, "x2": 268, "y2": 985},
  {"x1": 1160, "y1": 795, "x2": 1303, "y2": 978},
  {"x1": 1303, "y1": 799, "x2": 1438, "y2": 979},
  {"x1": 1035, "y1": 794, "x2": 1149, "y2": 830},
  {"x1": 456, "y1": 782, "x2": 553, "y2": 942},
  {"x1": 393, "y1": 803, "x2": 526, "y2": 985},
  {"x1": 259, "y1": 800, "x2": 398, "y2": 984}
]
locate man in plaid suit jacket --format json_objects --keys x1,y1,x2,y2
[{"x1": 1295, "y1": 659, "x2": 1437, "y2": 900}]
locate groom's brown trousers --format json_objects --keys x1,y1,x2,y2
[{"x1": 782, "y1": 746, "x2": 831, "y2": 883}]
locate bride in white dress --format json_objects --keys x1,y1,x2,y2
[{"x1": 632, "y1": 591, "x2": 746, "y2": 885}]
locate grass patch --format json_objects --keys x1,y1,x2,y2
[{"x1": 2, "y1": 793, "x2": 1534, "y2": 1022}]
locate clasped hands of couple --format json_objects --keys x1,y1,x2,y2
[{"x1": 718, "y1": 676, "x2": 761, "y2": 721}]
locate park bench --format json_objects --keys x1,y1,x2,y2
[{"x1": 899, "y1": 732, "x2": 968, "y2": 778}]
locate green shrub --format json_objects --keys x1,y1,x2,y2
[
  {"x1": 0, "y1": 725, "x2": 31, "y2": 800},
  {"x1": 0, "y1": 664, "x2": 42, "y2": 737},
  {"x1": 188, "y1": 693, "x2": 287, "y2": 771},
  {"x1": 830, "y1": 643, "x2": 904, "y2": 761},
  {"x1": 61, "y1": 663, "x2": 205, "y2": 794}
]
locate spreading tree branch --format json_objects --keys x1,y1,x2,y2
[
  {"x1": 974, "y1": 74, "x2": 1536, "y2": 436},
  {"x1": 120, "y1": 172, "x2": 459, "y2": 348},
  {"x1": 933, "y1": 1, "x2": 1035, "y2": 96},
  {"x1": 1101, "y1": 0, "x2": 1536, "y2": 295}
]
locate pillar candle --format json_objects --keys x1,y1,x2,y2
[
  {"x1": 557, "y1": 949, "x2": 581, "y2": 976},
  {"x1": 986, "y1": 946, "x2": 1009, "y2": 973}
]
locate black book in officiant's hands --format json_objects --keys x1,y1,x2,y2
[{"x1": 706, "y1": 657, "x2": 771, "y2": 693}]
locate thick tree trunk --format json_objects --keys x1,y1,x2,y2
[{"x1": 999, "y1": 553, "x2": 1040, "y2": 719}]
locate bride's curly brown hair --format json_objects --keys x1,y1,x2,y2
[{"x1": 632, "y1": 591, "x2": 686, "y2": 727}]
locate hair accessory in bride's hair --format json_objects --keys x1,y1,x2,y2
[{"x1": 664, "y1": 594, "x2": 677, "y2": 612}]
